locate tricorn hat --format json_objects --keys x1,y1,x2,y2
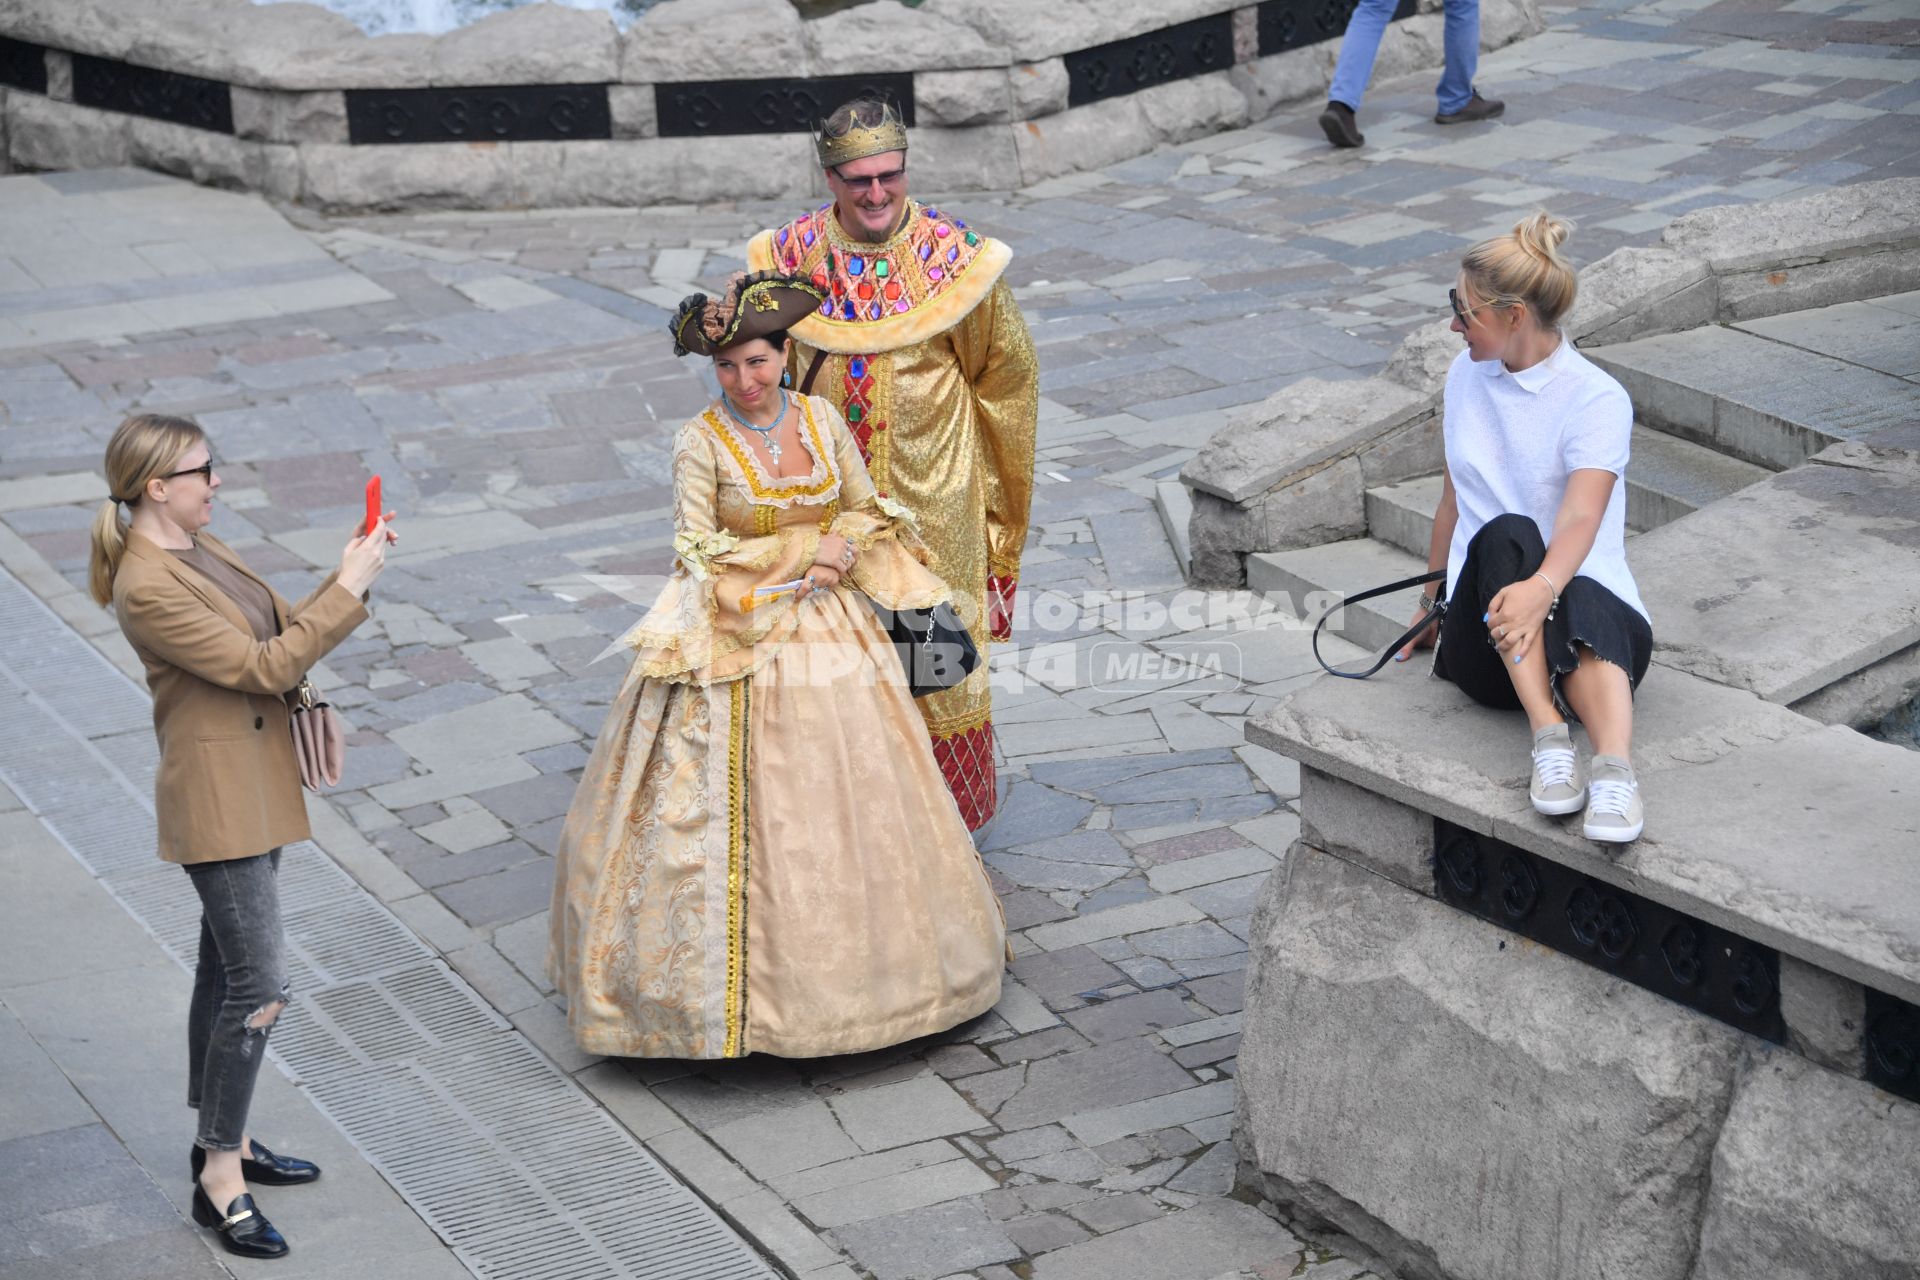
[{"x1": 671, "y1": 271, "x2": 825, "y2": 357}]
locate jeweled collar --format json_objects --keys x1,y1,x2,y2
[{"x1": 749, "y1": 199, "x2": 1013, "y2": 354}]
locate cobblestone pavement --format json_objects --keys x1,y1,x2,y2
[{"x1": 3, "y1": 1, "x2": 1917, "y2": 1277}]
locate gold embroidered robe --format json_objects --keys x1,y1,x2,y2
[
  {"x1": 748, "y1": 199, "x2": 1038, "y2": 830},
  {"x1": 548, "y1": 394, "x2": 1005, "y2": 1059}
]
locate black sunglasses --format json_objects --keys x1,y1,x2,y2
[
  {"x1": 832, "y1": 164, "x2": 907, "y2": 191},
  {"x1": 162, "y1": 460, "x2": 215, "y2": 483}
]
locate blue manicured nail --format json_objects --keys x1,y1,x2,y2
[
  {"x1": 1394, "y1": 654, "x2": 1406, "y2": 662},
  {"x1": 1481, "y1": 612, "x2": 1489, "y2": 622}
]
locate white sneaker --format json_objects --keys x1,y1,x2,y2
[
  {"x1": 1529, "y1": 723, "x2": 1586, "y2": 816},
  {"x1": 1583, "y1": 755, "x2": 1644, "y2": 843}
]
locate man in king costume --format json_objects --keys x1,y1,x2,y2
[{"x1": 747, "y1": 98, "x2": 1038, "y2": 830}]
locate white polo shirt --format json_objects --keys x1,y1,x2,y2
[{"x1": 1442, "y1": 336, "x2": 1648, "y2": 622}]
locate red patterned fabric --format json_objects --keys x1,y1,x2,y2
[
  {"x1": 931, "y1": 721, "x2": 997, "y2": 831},
  {"x1": 986, "y1": 574, "x2": 1016, "y2": 643},
  {"x1": 843, "y1": 352, "x2": 882, "y2": 466}
]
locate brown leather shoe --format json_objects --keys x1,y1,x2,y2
[
  {"x1": 1318, "y1": 101, "x2": 1364, "y2": 148},
  {"x1": 1436, "y1": 92, "x2": 1506, "y2": 125}
]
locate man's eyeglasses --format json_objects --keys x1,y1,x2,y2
[
  {"x1": 1448, "y1": 288, "x2": 1501, "y2": 326},
  {"x1": 832, "y1": 164, "x2": 907, "y2": 193},
  {"x1": 162, "y1": 460, "x2": 215, "y2": 484}
]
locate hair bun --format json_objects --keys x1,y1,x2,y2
[{"x1": 1512, "y1": 211, "x2": 1572, "y2": 262}]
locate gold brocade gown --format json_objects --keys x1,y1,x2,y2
[
  {"x1": 548, "y1": 394, "x2": 1005, "y2": 1059},
  {"x1": 748, "y1": 200, "x2": 1038, "y2": 831}
]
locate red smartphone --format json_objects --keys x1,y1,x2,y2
[{"x1": 365, "y1": 475, "x2": 382, "y2": 536}]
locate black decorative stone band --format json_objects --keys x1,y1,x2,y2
[
  {"x1": 1432, "y1": 820, "x2": 1786, "y2": 1042},
  {"x1": 0, "y1": 35, "x2": 48, "y2": 95},
  {"x1": 1864, "y1": 987, "x2": 1920, "y2": 1106},
  {"x1": 1256, "y1": 0, "x2": 1418, "y2": 58},
  {"x1": 72, "y1": 52, "x2": 233, "y2": 135},
  {"x1": 655, "y1": 74, "x2": 915, "y2": 140},
  {"x1": 1066, "y1": 13, "x2": 1235, "y2": 109},
  {"x1": 346, "y1": 85, "x2": 612, "y2": 145}
]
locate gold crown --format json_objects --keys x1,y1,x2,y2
[{"x1": 815, "y1": 101, "x2": 909, "y2": 169}]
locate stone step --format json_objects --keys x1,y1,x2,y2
[
  {"x1": 1585, "y1": 325, "x2": 1920, "y2": 471},
  {"x1": 1364, "y1": 474, "x2": 1447, "y2": 561},
  {"x1": 1248, "y1": 537, "x2": 1431, "y2": 656},
  {"x1": 1624, "y1": 422, "x2": 1775, "y2": 530},
  {"x1": 1362, "y1": 428, "x2": 1774, "y2": 559},
  {"x1": 1155, "y1": 479, "x2": 1194, "y2": 578}
]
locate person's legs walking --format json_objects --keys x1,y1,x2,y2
[
  {"x1": 1434, "y1": 0, "x2": 1505, "y2": 124},
  {"x1": 1322, "y1": 0, "x2": 1398, "y2": 147},
  {"x1": 1436, "y1": 0, "x2": 1480, "y2": 115}
]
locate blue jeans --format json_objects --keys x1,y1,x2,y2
[{"x1": 1328, "y1": 0, "x2": 1480, "y2": 116}]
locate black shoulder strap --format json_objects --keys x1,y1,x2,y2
[
  {"x1": 798, "y1": 348, "x2": 829, "y2": 396},
  {"x1": 1311, "y1": 569, "x2": 1447, "y2": 680}
]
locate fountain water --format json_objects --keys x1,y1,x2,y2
[
  {"x1": 251, "y1": 0, "x2": 894, "y2": 36},
  {"x1": 251, "y1": 0, "x2": 662, "y2": 36}
]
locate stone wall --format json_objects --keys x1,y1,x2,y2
[
  {"x1": 1182, "y1": 177, "x2": 1920, "y2": 587},
  {"x1": 0, "y1": 0, "x2": 1543, "y2": 209},
  {"x1": 1233, "y1": 659, "x2": 1920, "y2": 1280}
]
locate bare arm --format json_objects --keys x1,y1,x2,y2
[{"x1": 1487, "y1": 468, "x2": 1615, "y2": 663}]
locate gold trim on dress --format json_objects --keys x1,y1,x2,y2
[
  {"x1": 724, "y1": 678, "x2": 750, "y2": 1058},
  {"x1": 706, "y1": 399, "x2": 839, "y2": 502}
]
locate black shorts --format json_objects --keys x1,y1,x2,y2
[{"x1": 1433, "y1": 513, "x2": 1653, "y2": 715}]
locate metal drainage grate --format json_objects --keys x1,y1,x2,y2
[{"x1": 0, "y1": 569, "x2": 778, "y2": 1280}]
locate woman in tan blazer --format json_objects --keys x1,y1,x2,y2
[{"x1": 89, "y1": 414, "x2": 390, "y2": 1260}]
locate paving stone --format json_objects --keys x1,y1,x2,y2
[
  {"x1": 1182, "y1": 971, "x2": 1246, "y2": 1015},
  {"x1": 831, "y1": 1198, "x2": 1022, "y2": 1280},
  {"x1": 797, "y1": 1158, "x2": 1000, "y2": 1229},
  {"x1": 1061, "y1": 1080, "x2": 1238, "y2": 1148},
  {"x1": 1009, "y1": 945, "x2": 1128, "y2": 1004},
  {"x1": 828, "y1": 1076, "x2": 988, "y2": 1153},
  {"x1": 994, "y1": 1040, "x2": 1197, "y2": 1132},
  {"x1": 979, "y1": 781, "x2": 1096, "y2": 851},
  {"x1": 1065, "y1": 1191, "x2": 1166, "y2": 1234},
  {"x1": 1005, "y1": 1211, "x2": 1094, "y2": 1255},
  {"x1": 985, "y1": 849, "x2": 1131, "y2": 893},
  {"x1": 1179, "y1": 873, "x2": 1272, "y2": 921},
  {"x1": 1062, "y1": 990, "x2": 1200, "y2": 1045},
  {"x1": 1130, "y1": 922, "x2": 1245, "y2": 962},
  {"x1": 431, "y1": 857, "x2": 552, "y2": 925},
  {"x1": 1006, "y1": 1146, "x2": 1106, "y2": 1183},
  {"x1": 768, "y1": 1140, "x2": 960, "y2": 1202},
  {"x1": 1027, "y1": 1199, "x2": 1302, "y2": 1280},
  {"x1": 1008, "y1": 830, "x2": 1137, "y2": 867},
  {"x1": 1145, "y1": 846, "x2": 1276, "y2": 894},
  {"x1": 1028, "y1": 897, "x2": 1206, "y2": 952},
  {"x1": 416, "y1": 807, "x2": 511, "y2": 854},
  {"x1": 990, "y1": 1025, "x2": 1090, "y2": 1065},
  {"x1": 707, "y1": 1099, "x2": 861, "y2": 1181}
]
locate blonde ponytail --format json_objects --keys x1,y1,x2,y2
[
  {"x1": 88, "y1": 414, "x2": 206, "y2": 607},
  {"x1": 1460, "y1": 211, "x2": 1578, "y2": 329}
]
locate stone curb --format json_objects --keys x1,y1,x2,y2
[{"x1": 0, "y1": 0, "x2": 1545, "y2": 208}]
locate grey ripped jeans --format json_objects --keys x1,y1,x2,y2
[{"x1": 184, "y1": 848, "x2": 287, "y2": 1152}]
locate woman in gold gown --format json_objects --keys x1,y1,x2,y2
[{"x1": 549, "y1": 274, "x2": 1005, "y2": 1059}]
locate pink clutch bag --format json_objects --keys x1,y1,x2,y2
[{"x1": 288, "y1": 676, "x2": 345, "y2": 792}]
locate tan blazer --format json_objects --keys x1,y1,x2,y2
[{"x1": 113, "y1": 530, "x2": 368, "y2": 865}]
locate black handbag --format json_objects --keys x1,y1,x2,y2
[
  {"x1": 878, "y1": 602, "x2": 980, "y2": 697},
  {"x1": 1312, "y1": 569, "x2": 1447, "y2": 680}
]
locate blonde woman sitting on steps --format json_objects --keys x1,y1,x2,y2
[{"x1": 1397, "y1": 213, "x2": 1653, "y2": 844}]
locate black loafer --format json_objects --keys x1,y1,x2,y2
[
  {"x1": 191, "y1": 1185, "x2": 289, "y2": 1259},
  {"x1": 191, "y1": 1141, "x2": 322, "y2": 1187}
]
